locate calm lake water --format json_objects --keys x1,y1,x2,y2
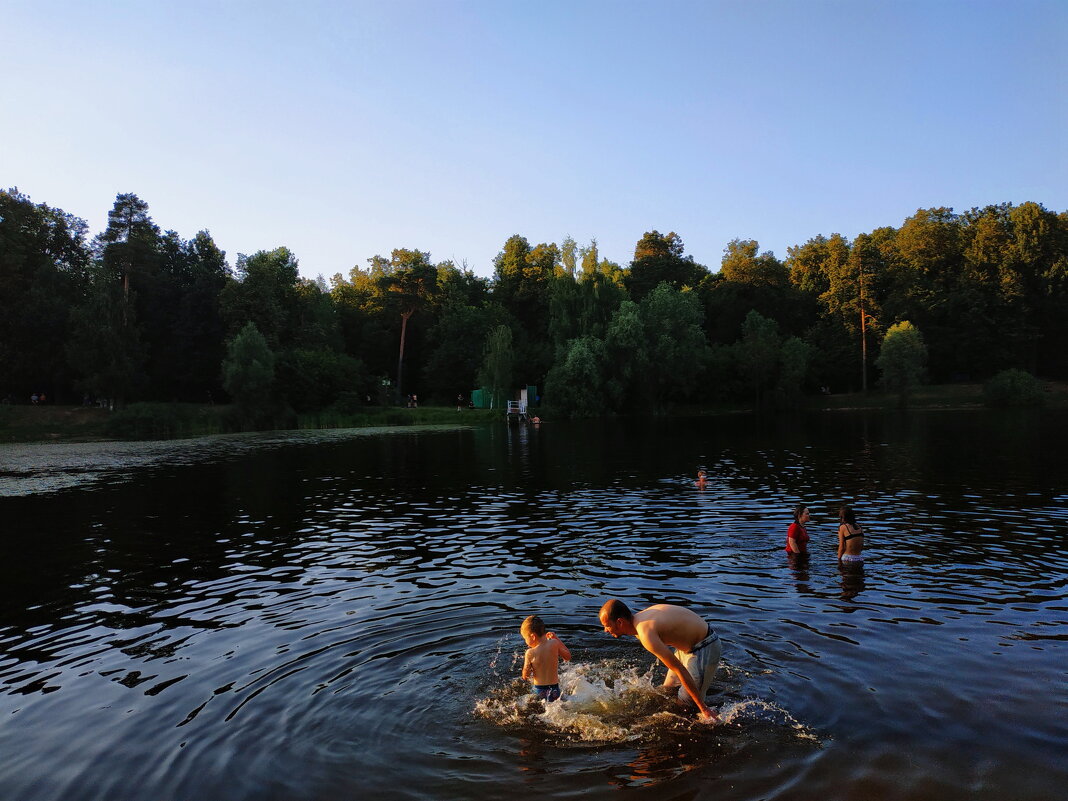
[{"x1": 1, "y1": 412, "x2": 1066, "y2": 801}]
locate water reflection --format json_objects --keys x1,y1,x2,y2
[
  {"x1": 787, "y1": 552, "x2": 813, "y2": 596},
  {"x1": 838, "y1": 561, "x2": 866, "y2": 602}
]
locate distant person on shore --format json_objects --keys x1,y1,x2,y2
[
  {"x1": 456, "y1": 394, "x2": 464, "y2": 411},
  {"x1": 837, "y1": 505, "x2": 864, "y2": 563},
  {"x1": 521, "y1": 615, "x2": 571, "y2": 702},
  {"x1": 786, "y1": 504, "x2": 810, "y2": 554},
  {"x1": 695, "y1": 469, "x2": 707, "y2": 489},
  {"x1": 31, "y1": 393, "x2": 39, "y2": 405},
  {"x1": 598, "y1": 600, "x2": 720, "y2": 721},
  {"x1": 530, "y1": 414, "x2": 541, "y2": 424}
]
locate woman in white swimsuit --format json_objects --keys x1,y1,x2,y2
[{"x1": 837, "y1": 505, "x2": 864, "y2": 563}]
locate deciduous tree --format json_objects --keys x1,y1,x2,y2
[
  {"x1": 222, "y1": 322, "x2": 276, "y2": 422},
  {"x1": 876, "y1": 321, "x2": 927, "y2": 407}
]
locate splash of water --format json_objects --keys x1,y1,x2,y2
[
  {"x1": 474, "y1": 659, "x2": 819, "y2": 745},
  {"x1": 486, "y1": 633, "x2": 514, "y2": 674},
  {"x1": 475, "y1": 660, "x2": 691, "y2": 743},
  {"x1": 718, "y1": 697, "x2": 820, "y2": 742}
]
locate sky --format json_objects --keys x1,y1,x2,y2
[{"x1": 3, "y1": 0, "x2": 1065, "y2": 280}]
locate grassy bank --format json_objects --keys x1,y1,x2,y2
[
  {"x1": 0, "y1": 405, "x2": 114, "y2": 443},
  {"x1": 0, "y1": 403, "x2": 500, "y2": 443},
  {"x1": 810, "y1": 381, "x2": 1068, "y2": 412},
  {"x1": 296, "y1": 406, "x2": 499, "y2": 430},
  {"x1": 672, "y1": 380, "x2": 1068, "y2": 417}
]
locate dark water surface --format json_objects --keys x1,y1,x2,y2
[{"x1": 1, "y1": 413, "x2": 1066, "y2": 801}]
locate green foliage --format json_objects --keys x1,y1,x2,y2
[
  {"x1": 786, "y1": 233, "x2": 849, "y2": 296},
  {"x1": 275, "y1": 349, "x2": 369, "y2": 413},
  {"x1": 105, "y1": 402, "x2": 226, "y2": 439},
  {"x1": 983, "y1": 369, "x2": 1045, "y2": 408},
  {"x1": 96, "y1": 193, "x2": 161, "y2": 288},
  {"x1": 0, "y1": 189, "x2": 90, "y2": 401},
  {"x1": 222, "y1": 322, "x2": 276, "y2": 421},
  {"x1": 66, "y1": 275, "x2": 147, "y2": 404},
  {"x1": 876, "y1": 321, "x2": 927, "y2": 406},
  {"x1": 736, "y1": 310, "x2": 781, "y2": 405},
  {"x1": 548, "y1": 271, "x2": 626, "y2": 360},
  {"x1": 776, "y1": 337, "x2": 813, "y2": 408},
  {"x1": 220, "y1": 248, "x2": 301, "y2": 348},
  {"x1": 639, "y1": 283, "x2": 709, "y2": 409},
  {"x1": 720, "y1": 239, "x2": 789, "y2": 287},
  {"x1": 625, "y1": 231, "x2": 707, "y2": 302},
  {"x1": 478, "y1": 325, "x2": 515, "y2": 408},
  {"x1": 6, "y1": 185, "x2": 1068, "y2": 432},
  {"x1": 602, "y1": 300, "x2": 649, "y2": 410},
  {"x1": 544, "y1": 337, "x2": 607, "y2": 418},
  {"x1": 423, "y1": 301, "x2": 509, "y2": 402}
]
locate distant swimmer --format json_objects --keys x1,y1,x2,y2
[
  {"x1": 598, "y1": 600, "x2": 721, "y2": 721},
  {"x1": 695, "y1": 469, "x2": 707, "y2": 489},
  {"x1": 786, "y1": 504, "x2": 810, "y2": 554},
  {"x1": 521, "y1": 614, "x2": 571, "y2": 702},
  {"x1": 837, "y1": 505, "x2": 864, "y2": 563}
]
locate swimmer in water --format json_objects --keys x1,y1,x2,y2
[
  {"x1": 786, "y1": 504, "x2": 810, "y2": 554},
  {"x1": 599, "y1": 600, "x2": 721, "y2": 722},
  {"x1": 521, "y1": 615, "x2": 571, "y2": 702},
  {"x1": 695, "y1": 469, "x2": 707, "y2": 489},
  {"x1": 837, "y1": 505, "x2": 864, "y2": 563}
]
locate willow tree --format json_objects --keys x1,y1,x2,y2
[{"x1": 478, "y1": 325, "x2": 515, "y2": 409}]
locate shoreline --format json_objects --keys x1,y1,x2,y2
[{"x1": 3, "y1": 382, "x2": 1066, "y2": 444}]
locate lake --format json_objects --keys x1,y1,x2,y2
[{"x1": 1, "y1": 411, "x2": 1065, "y2": 801}]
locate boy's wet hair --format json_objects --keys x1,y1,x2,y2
[
  {"x1": 599, "y1": 598, "x2": 633, "y2": 623},
  {"x1": 521, "y1": 614, "x2": 546, "y2": 636}
]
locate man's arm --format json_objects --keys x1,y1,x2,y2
[{"x1": 636, "y1": 624, "x2": 717, "y2": 720}]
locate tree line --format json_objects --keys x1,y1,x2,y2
[{"x1": 2, "y1": 187, "x2": 1066, "y2": 420}]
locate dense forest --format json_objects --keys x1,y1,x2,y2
[{"x1": 2, "y1": 188, "x2": 1066, "y2": 420}]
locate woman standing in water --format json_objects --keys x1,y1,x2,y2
[
  {"x1": 785, "y1": 504, "x2": 810, "y2": 554},
  {"x1": 837, "y1": 505, "x2": 864, "y2": 563}
]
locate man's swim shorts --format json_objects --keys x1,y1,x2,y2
[{"x1": 675, "y1": 624, "x2": 722, "y2": 703}]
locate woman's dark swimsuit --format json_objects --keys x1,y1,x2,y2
[{"x1": 840, "y1": 527, "x2": 864, "y2": 562}]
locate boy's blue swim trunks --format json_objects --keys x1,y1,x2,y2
[{"x1": 533, "y1": 683, "x2": 561, "y2": 702}]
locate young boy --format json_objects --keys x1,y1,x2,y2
[
  {"x1": 695, "y1": 469, "x2": 708, "y2": 489},
  {"x1": 520, "y1": 614, "x2": 571, "y2": 702}
]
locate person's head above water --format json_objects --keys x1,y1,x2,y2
[
  {"x1": 839, "y1": 505, "x2": 858, "y2": 527},
  {"x1": 598, "y1": 599, "x2": 635, "y2": 637},
  {"x1": 793, "y1": 504, "x2": 809, "y2": 524}
]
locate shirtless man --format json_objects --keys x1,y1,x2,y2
[{"x1": 598, "y1": 599, "x2": 721, "y2": 721}]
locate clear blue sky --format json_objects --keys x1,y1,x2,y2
[{"x1": 3, "y1": 0, "x2": 1065, "y2": 279}]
